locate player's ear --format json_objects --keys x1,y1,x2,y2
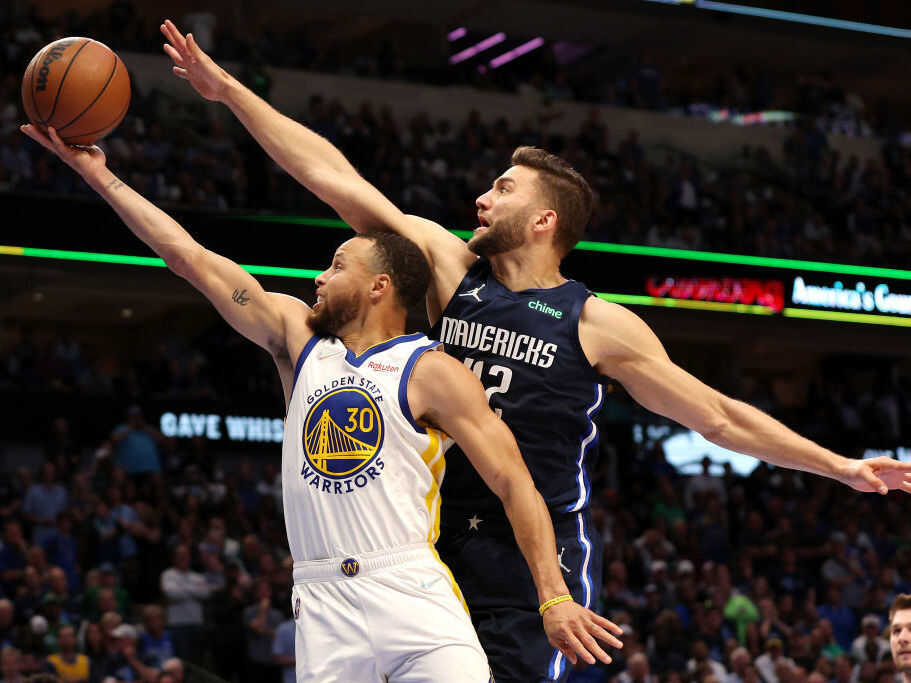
[
  {"x1": 369, "y1": 273, "x2": 392, "y2": 302},
  {"x1": 533, "y1": 209, "x2": 557, "y2": 234}
]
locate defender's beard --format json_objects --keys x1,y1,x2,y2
[
  {"x1": 468, "y1": 211, "x2": 529, "y2": 257},
  {"x1": 307, "y1": 292, "x2": 360, "y2": 337}
]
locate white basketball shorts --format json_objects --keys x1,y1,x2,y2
[{"x1": 289, "y1": 542, "x2": 491, "y2": 682}]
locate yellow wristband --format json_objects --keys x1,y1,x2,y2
[{"x1": 539, "y1": 594, "x2": 573, "y2": 616}]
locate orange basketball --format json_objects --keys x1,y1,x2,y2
[{"x1": 21, "y1": 37, "x2": 131, "y2": 146}]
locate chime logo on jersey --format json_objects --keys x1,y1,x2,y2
[{"x1": 301, "y1": 387, "x2": 385, "y2": 493}]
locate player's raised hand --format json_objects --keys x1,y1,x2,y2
[
  {"x1": 160, "y1": 19, "x2": 231, "y2": 102},
  {"x1": 542, "y1": 600, "x2": 623, "y2": 667},
  {"x1": 838, "y1": 456, "x2": 911, "y2": 495},
  {"x1": 20, "y1": 125, "x2": 107, "y2": 180}
]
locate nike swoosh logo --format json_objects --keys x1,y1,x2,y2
[{"x1": 420, "y1": 576, "x2": 444, "y2": 590}]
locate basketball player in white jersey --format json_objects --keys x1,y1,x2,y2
[{"x1": 21, "y1": 123, "x2": 624, "y2": 682}]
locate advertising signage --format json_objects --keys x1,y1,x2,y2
[
  {"x1": 3, "y1": 197, "x2": 910, "y2": 328},
  {"x1": 636, "y1": 273, "x2": 911, "y2": 325},
  {"x1": 558, "y1": 242, "x2": 911, "y2": 328}
]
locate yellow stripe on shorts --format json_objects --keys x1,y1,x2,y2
[{"x1": 419, "y1": 429, "x2": 468, "y2": 614}]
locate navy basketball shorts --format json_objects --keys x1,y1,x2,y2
[{"x1": 437, "y1": 509, "x2": 604, "y2": 683}]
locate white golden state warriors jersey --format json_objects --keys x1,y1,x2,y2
[{"x1": 282, "y1": 333, "x2": 452, "y2": 562}]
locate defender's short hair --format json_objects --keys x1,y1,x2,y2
[
  {"x1": 889, "y1": 594, "x2": 911, "y2": 625},
  {"x1": 357, "y1": 232, "x2": 431, "y2": 310},
  {"x1": 511, "y1": 146, "x2": 594, "y2": 258}
]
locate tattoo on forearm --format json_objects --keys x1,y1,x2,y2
[
  {"x1": 232, "y1": 288, "x2": 251, "y2": 306},
  {"x1": 105, "y1": 178, "x2": 124, "y2": 191}
]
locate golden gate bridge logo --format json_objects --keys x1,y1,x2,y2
[{"x1": 302, "y1": 387, "x2": 384, "y2": 478}]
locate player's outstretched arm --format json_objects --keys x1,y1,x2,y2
[
  {"x1": 20, "y1": 124, "x2": 307, "y2": 362},
  {"x1": 407, "y1": 350, "x2": 623, "y2": 667},
  {"x1": 159, "y1": 21, "x2": 471, "y2": 272},
  {"x1": 581, "y1": 297, "x2": 911, "y2": 495}
]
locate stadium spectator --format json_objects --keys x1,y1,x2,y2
[
  {"x1": 0, "y1": 523, "x2": 27, "y2": 596},
  {"x1": 243, "y1": 579, "x2": 282, "y2": 683},
  {"x1": 161, "y1": 657, "x2": 184, "y2": 683},
  {"x1": 755, "y1": 638, "x2": 794, "y2": 683},
  {"x1": 688, "y1": 639, "x2": 728, "y2": 680},
  {"x1": 818, "y1": 584, "x2": 857, "y2": 652},
  {"x1": 619, "y1": 651, "x2": 659, "y2": 683},
  {"x1": 95, "y1": 623, "x2": 158, "y2": 683},
  {"x1": 272, "y1": 616, "x2": 295, "y2": 683},
  {"x1": 727, "y1": 647, "x2": 753, "y2": 683},
  {"x1": 21, "y1": 464, "x2": 67, "y2": 546},
  {"x1": 0, "y1": 601, "x2": 17, "y2": 651},
  {"x1": 44, "y1": 625, "x2": 89, "y2": 683},
  {"x1": 852, "y1": 614, "x2": 889, "y2": 663},
  {"x1": 0, "y1": 645, "x2": 24, "y2": 683},
  {"x1": 138, "y1": 605, "x2": 174, "y2": 669},
  {"x1": 44, "y1": 570, "x2": 76, "y2": 624},
  {"x1": 159, "y1": 545, "x2": 211, "y2": 663},
  {"x1": 110, "y1": 406, "x2": 164, "y2": 477}
]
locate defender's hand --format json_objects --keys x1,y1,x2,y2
[
  {"x1": 20, "y1": 125, "x2": 108, "y2": 181},
  {"x1": 838, "y1": 456, "x2": 911, "y2": 495},
  {"x1": 543, "y1": 600, "x2": 623, "y2": 667},
  {"x1": 161, "y1": 19, "x2": 232, "y2": 102}
]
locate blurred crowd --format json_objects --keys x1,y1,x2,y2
[
  {"x1": 0, "y1": 404, "x2": 292, "y2": 683},
  {"x1": 0, "y1": 1, "x2": 895, "y2": 136},
  {"x1": 0, "y1": 322, "x2": 281, "y2": 405},
  {"x1": 563, "y1": 448, "x2": 911, "y2": 683},
  {"x1": 0, "y1": 4, "x2": 910, "y2": 268},
  {"x1": 2, "y1": 394, "x2": 911, "y2": 683},
  {"x1": 3, "y1": 310, "x2": 911, "y2": 457}
]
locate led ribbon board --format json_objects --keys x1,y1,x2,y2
[
  {"x1": 642, "y1": 0, "x2": 911, "y2": 39},
  {"x1": 4, "y1": 224, "x2": 911, "y2": 327}
]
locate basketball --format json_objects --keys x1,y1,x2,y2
[{"x1": 21, "y1": 37, "x2": 131, "y2": 146}]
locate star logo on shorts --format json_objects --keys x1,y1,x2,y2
[{"x1": 468, "y1": 514, "x2": 483, "y2": 531}]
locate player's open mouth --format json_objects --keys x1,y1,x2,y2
[
  {"x1": 314, "y1": 295, "x2": 324, "y2": 309},
  {"x1": 477, "y1": 215, "x2": 490, "y2": 229}
]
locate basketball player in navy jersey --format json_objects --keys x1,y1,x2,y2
[
  {"x1": 160, "y1": 21, "x2": 911, "y2": 682},
  {"x1": 22, "y1": 122, "x2": 623, "y2": 681}
]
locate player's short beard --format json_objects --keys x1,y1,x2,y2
[
  {"x1": 307, "y1": 291, "x2": 360, "y2": 337},
  {"x1": 468, "y1": 209, "x2": 530, "y2": 257}
]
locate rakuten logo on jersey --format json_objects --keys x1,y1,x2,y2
[{"x1": 367, "y1": 361, "x2": 399, "y2": 373}]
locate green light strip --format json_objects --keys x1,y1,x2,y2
[
  {"x1": 239, "y1": 215, "x2": 911, "y2": 281},
  {"x1": 11, "y1": 246, "x2": 320, "y2": 279},
  {"x1": 5, "y1": 245, "x2": 910, "y2": 327},
  {"x1": 25, "y1": 247, "x2": 167, "y2": 268},
  {"x1": 599, "y1": 292, "x2": 911, "y2": 328},
  {"x1": 234, "y1": 215, "x2": 350, "y2": 229},
  {"x1": 597, "y1": 293, "x2": 775, "y2": 316},
  {"x1": 783, "y1": 307, "x2": 911, "y2": 328}
]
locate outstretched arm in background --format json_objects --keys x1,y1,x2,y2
[
  {"x1": 581, "y1": 297, "x2": 911, "y2": 495},
  {"x1": 158, "y1": 20, "x2": 472, "y2": 286}
]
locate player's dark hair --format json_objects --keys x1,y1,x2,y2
[
  {"x1": 890, "y1": 594, "x2": 911, "y2": 625},
  {"x1": 357, "y1": 232, "x2": 431, "y2": 310},
  {"x1": 511, "y1": 146, "x2": 593, "y2": 258}
]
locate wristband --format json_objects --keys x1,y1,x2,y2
[{"x1": 539, "y1": 594, "x2": 573, "y2": 616}]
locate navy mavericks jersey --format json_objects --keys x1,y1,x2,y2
[{"x1": 430, "y1": 257, "x2": 606, "y2": 523}]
